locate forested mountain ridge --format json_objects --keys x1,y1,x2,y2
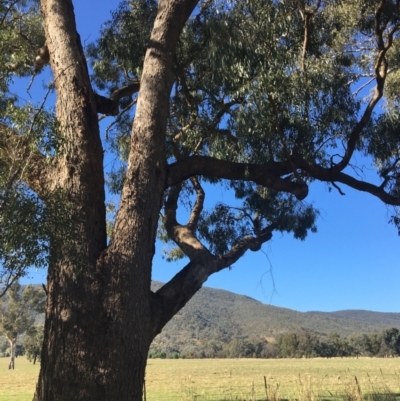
[
  {"x1": 2, "y1": 283, "x2": 399, "y2": 359},
  {"x1": 306, "y1": 310, "x2": 400, "y2": 329},
  {"x1": 150, "y1": 281, "x2": 400, "y2": 351},
  {"x1": 14, "y1": 283, "x2": 400, "y2": 337}
]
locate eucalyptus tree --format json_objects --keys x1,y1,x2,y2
[
  {"x1": 0, "y1": 0, "x2": 400, "y2": 400},
  {"x1": 24, "y1": 324, "x2": 44, "y2": 365},
  {"x1": 0, "y1": 281, "x2": 45, "y2": 369}
]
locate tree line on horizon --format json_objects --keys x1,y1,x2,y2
[
  {"x1": 2, "y1": 326, "x2": 399, "y2": 362},
  {"x1": 148, "y1": 328, "x2": 400, "y2": 359}
]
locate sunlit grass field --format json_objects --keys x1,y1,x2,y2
[
  {"x1": 0, "y1": 357, "x2": 39, "y2": 401},
  {"x1": 1, "y1": 357, "x2": 399, "y2": 401}
]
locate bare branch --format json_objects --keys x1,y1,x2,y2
[
  {"x1": 151, "y1": 219, "x2": 277, "y2": 336},
  {"x1": 167, "y1": 155, "x2": 309, "y2": 200},
  {"x1": 0, "y1": 0, "x2": 21, "y2": 28},
  {"x1": 335, "y1": 172, "x2": 400, "y2": 204},
  {"x1": 331, "y1": 181, "x2": 345, "y2": 196},
  {"x1": 103, "y1": 98, "x2": 138, "y2": 139},
  {"x1": 109, "y1": 81, "x2": 140, "y2": 102},
  {"x1": 352, "y1": 77, "x2": 375, "y2": 96},
  {"x1": 154, "y1": 169, "x2": 281, "y2": 335},
  {"x1": 294, "y1": 155, "x2": 400, "y2": 205},
  {"x1": 0, "y1": 273, "x2": 21, "y2": 298},
  {"x1": 164, "y1": 184, "x2": 211, "y2": 261},
  {"x1": 332, "y1": 3, "x2": 396, "y2": 173},
  {"x1": 94, "y1": 82, "x2": 141, "y2": 117},
  {"x1": 187, "y1": 177, "x2": 205, "y2": 232},
  {"x1": 297, "y1": 0, "x2": 321, "y2": 74}
]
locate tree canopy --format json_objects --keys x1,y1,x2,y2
[{"x1": 1, "y1": 0, "x2": 399, "y2": 283}]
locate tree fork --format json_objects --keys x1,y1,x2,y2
[{"x1": 35, "y1": 0, "x2": 199, "y2": 400}]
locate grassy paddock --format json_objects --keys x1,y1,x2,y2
[
  {"x1": 146, "y1": 358, "x2": 400, "y2": 401},
  {"x1": 1, "y1": 357, "x2": 399, "y2": 401},
  {"x1": 0, "y1": 357, "x2": 39, "y2": 401}
]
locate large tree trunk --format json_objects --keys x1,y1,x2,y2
[
  {"x1": 34, "y1": 1, "x2": 198, "y2": 400},
  {"x1": 34, "y1": 0, "x2": 109, "y2": 399}
]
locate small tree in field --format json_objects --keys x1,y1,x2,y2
[
  {"x1": 1, "y1": 0, "x2": 400, "y2": 399},
  {"x1": 24, "y1": 325, "x2": 44, "y2": 365},
  {"x1": 0, "y1": 281, "x2": 45, "y2": 369}
]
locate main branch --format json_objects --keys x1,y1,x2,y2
[
  {"x1": 152, "y1": 177, "x2": 279, "y2": 335},
  {"x1": 167, "y1": 156, "x2": 309, "y2": 200}
]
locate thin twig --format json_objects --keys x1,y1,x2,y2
[
  {"x1": 104, "y1": 98, "x2": 137, "y2": 140},
  {"x1": 27, "y1": 85, "x2": 53, "y2": 137},
  {"x1": 352, "y1": 77, "x2": 376, "y2": 96},
  {"x1": 0, "y1": 0, "x2": 20, "y2": 28}
]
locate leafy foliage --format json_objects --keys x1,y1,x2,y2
[
  {"x1": 0, "y1": 1, "x2": 70, "y2": 288},
  {"x1": 0, "y1": 161, "x2": 81, "y2": 290},
  {"x1": 24, "y1": 324, "x2": 44, "y2": 364},
  {"x1": 0, "y1": 100, "x2": 67, "y2": 287},
  {"x1": 87, "y1": 0, "x2": 157, "y2": 91},
  {"x1": 0, "y1": 184, "x2": 48, "y2": 286},
  {"x1": 87, "y1": 0, "x2": 157, "y2": 164},
  {"x1": 0, "y1": 281, "x2": 45, "y2": 339},
  {"x1": 88, "y1": 0, "x2": 400, "y2": 261},
  {"x1": 0, "y1": 281, "x2": 45, "y2": 367},
  {"x1": 0, "y1": 0, "x2": 44, "y2": 92}
]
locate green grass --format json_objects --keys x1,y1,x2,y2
[
  {"x1": 1, "y1": 357, "x2": 399, "y2": 401},
  {"x1": 0, "y1": 357, "x2": 39, "y2": 401}
]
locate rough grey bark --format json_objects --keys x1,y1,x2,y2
[
  {"x1": 35, "y1": 0, "x2": 199, "y2": 400},
  {"x1": 35, "y1": 0, "x2": 108, "y2": 399}
]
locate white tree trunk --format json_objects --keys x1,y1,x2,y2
[{"x1": 8, "y1": 338, "x2": 16, "y2": 370}]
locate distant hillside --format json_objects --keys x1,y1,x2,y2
[
  {"x1": 150, "y1": 282, "x2": 400, "y2": 351},
  {"x1": 3, "y1": 283, "x2": 399, "y2": 354}
]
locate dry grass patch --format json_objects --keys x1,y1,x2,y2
[
  {"x1": 0, "y1": 356, "x2": 399, "y2": 401},
  {"x1": 145, "y1": 358, "x2": 400, "y2": 401}
]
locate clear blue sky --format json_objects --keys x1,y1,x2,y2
[{"x1": 21, "y1": 2, "x2": 400, "y2": 314}]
